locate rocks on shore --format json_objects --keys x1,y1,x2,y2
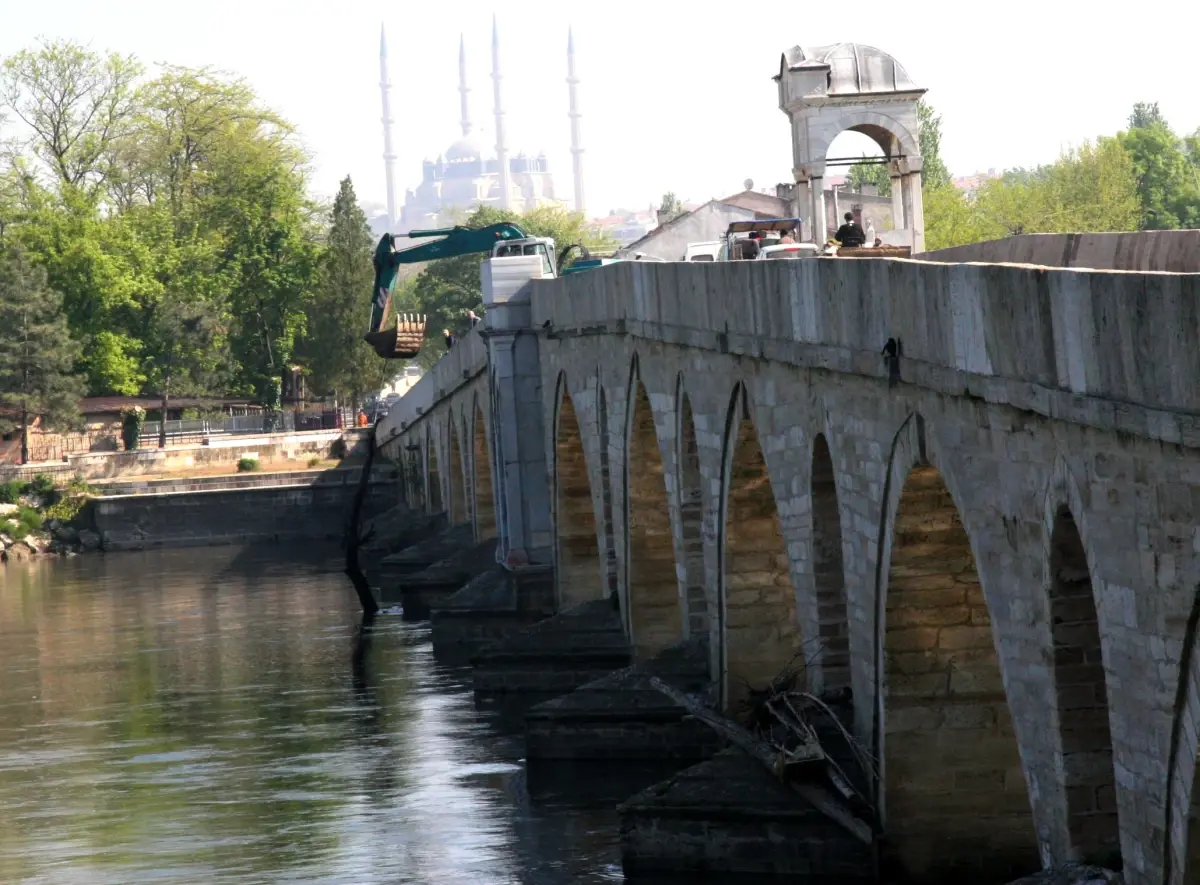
[{"x1": 0, "y1": 525, "x2": 98, "y2": 562}]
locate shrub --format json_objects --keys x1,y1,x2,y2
[
  {"x1": 46, "y1": 495, "x2": 88, "y2": 525},
  {"x1": 0, "y1": 481, "x2": 23, "y2": 505},
  {"x1": 27, "y1": 474, "x2": 54, "y2": 498},
  {"x1": 16, "y1": 506, "x2": 42, "y2": 535},
  {"x1": 307, "y1": 456, "x2": 322, "y2": 468},
  {"x1": 121, "y1": 406, "x2": 146, "y2": 451},
  {"x1": 237, "y1": 457, "x2": 259, "y2": 472}
]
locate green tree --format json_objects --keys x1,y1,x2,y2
[
  {"x1": 1117, "y1": 103, "x2": 1200, "y2": 230},
  {"x1": 200, "y1": 129, "x2": 319, "y2": 422},
  {"x1": 916, "y1": 100, "x2": 951, "y2": 190},
  {"x1": 0, "y1": 244, "x2": 84, "y2": 463},
  {"x1": 845, "y1": 157, "x2": 890, "y2": 196},
  {"x1": 0, "y1": 39, "x2": 142, "y2": 195},
  {"x1": 659, "y1": 192, "x2": 685, "y2": 220},
  {"x1": 403, "y1": 204, "x2": 615, "y2": 368},
  {"x1": 299, "y1": 176, "x2": 391, "y2": 406}
]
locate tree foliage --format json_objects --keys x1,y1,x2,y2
[
  {"x1": 0, "y1": 244, "x2": 84, "y2": 462},
  {"x1": 0, "y1": 38, "x2": 321, "y2": 415},
  {"x1": 299, "y1": 176, "x2": 391, "y2": 405}
]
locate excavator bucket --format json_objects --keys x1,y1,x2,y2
[{"x1": 364, "y1": 314, "x2": 427, "y2": 360}]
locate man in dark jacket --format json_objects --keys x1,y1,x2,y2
[{"x1": 834, "y1": 212, "x2": 866, "y2": 247}]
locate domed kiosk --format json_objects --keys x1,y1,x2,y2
[{"x1": 774, "y1": 43, "x2": 927, "y2": 251}]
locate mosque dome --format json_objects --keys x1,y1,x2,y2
[
  {"x1": 777, "y1": 43, "x2": 920, "y2": 95},
  {"x1": 445, "y1": 136, "x2": 484, "y2": 162}
]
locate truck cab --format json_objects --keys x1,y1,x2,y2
[
  {"x1": 492, "y1": 238, "x2": 557, "y2": 277},
  {"x1": 482, "y1": 237, "x2": 558, "y2": 306}
]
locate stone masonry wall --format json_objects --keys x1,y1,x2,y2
[{"x1": 524, "y1": 257, "x2": 1200, "y2": 885}]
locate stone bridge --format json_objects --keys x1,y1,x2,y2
[{"x1": 376, "y1": 255, "x2": 1200, "y2": 885}]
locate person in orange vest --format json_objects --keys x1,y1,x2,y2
[{"x1": 357, "y1": 409, "x2": 369, "y2": 427}]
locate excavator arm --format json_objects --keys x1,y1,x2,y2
[{"x1": 364, "y1": 222, "x2": 531, "y2": 359}]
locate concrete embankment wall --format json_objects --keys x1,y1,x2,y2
[
  {"x1": 918, "y1": 229, "x2": 1200, "y2": 271},
  {"x1": 0, "y1": 429, "x2": 370, "y2": 484},
  {"x1": 92, "y1": 474, "x2": 398, "y2": 552}
]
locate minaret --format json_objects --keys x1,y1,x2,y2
[
  {"x1": 566, "y1": 27, "x2": 585, "y2": 216},
  {"x1": 458, "y1": 34, "x2": 472, "y2": 138},
  {"x1": 491, "y1": 16, "x2": 512, "y2": 210},
  {"x1": 379, "y1": 23, "x2": 398, "y2": 230}
]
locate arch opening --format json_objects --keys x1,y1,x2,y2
[
  {"x1": 473, "y1": 405, "x2": 496, "y2": 541},
  {"x1": 555, "y1": 389, "x2": 602, "y2": 609},
  {"x1": 722, "y1": 407, "x2": 799, "y2": 712},
  {"x1": 881, "y1": 465, "x2": 1038, "y2": 883},
  {"x1": 811, "y1": 434, "x2": 850, "y2": 691},
  {"x1": 626, "y1": 381, "x2": 681, "y2": 660},
  {"x1": 1049, "y1": 505, "x2": 1120, "y2": 867},
  {"x1": 447, "y1": 418, "x2": 468, "y2": 526},
  {"x1": 427, "y1": 440, "x2": 444, "y2": 514},
  {"x1": 678, "y1": 395, "x2": 706, "y2": 637}
]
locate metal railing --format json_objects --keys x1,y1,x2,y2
[{"x1": 138, "y1": 409, "x2": 362, "y2": 445}]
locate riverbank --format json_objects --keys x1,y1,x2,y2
[{"x1": 0, "y1": 460, "x2": 397, "y2": 562}]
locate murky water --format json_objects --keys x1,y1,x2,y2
[{"x1": 0, "y1": 545, "x2": 643, "y2": 885}]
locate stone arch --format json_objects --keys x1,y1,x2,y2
[
  {"x1": 1043, "y1": 486, "x2": 1120, "y2": 867},
  {"x1": 676, "y1": 380, "x2": 707, "y2": 638},
  {"x1": 447, "y1": 414, "x2": 468, "y2": 525},
  {"x1": 823, "y1": 110, "x2": 919, "y2": 163},
  {"x1": 553, "y1": 375, "x2": 602, "y2": 609},
  {"x1": 875, "y1": 414, "x2": 1038, "y2": 883},
  {"x1": 426, "y1": 427, "x2": 443, "y2": 514},
  {"x1": 472, "y1": 400, "x2": 496, "y2": 541},
  {"x1": 624, "y1": 365, "x2": 681, "y2": 660},
  {"x1": 718, "y1": 383, "x2": 800, "y2": 712},
  {"x1": 811, "y1": 432, "x2": 850, "y2": 692}
]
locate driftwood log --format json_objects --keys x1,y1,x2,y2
[
  {"x1": 647, "y1": 676, "x2": 872, "y2": 845},
  {"x1": 344, "y1": 426, "x2": 381, "y2": 618}
]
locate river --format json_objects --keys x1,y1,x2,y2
[{"x1": 0, "y1": 545, "x2": 654, "y2": 885}]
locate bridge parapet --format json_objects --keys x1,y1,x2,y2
[
  {"x1": 378, "y1": 327, "x2": 488, "y2": 446},
  {"x1": 532, "y1": 258, "x2": 1200, "y2": 435}
]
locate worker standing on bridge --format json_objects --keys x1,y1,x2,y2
[{"x1": 835, "y1": 212, "x2": 866, "y2": 247}]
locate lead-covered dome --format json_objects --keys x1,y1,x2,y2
[{"x1": 778, "y1": 43, "x2": 919, "y2": 95}]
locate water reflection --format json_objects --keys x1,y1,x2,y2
[{"x1": 0, "y1": 545, "x2": 624, "y2": 884}]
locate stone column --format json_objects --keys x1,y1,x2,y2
[
  {"x1": 793, "y1": 170, "x2": 812, "y2": 243},
  {"x1": 889, "y1": 161, "x2": 905, "y2": 232},
  {"x1": 810, "y1": 175, "x2": 827, "y2": 244},
  {"x1": 900, "y1": 157, "x2": 926, "y2": 253},
  {"x1": 482, "y1": 296, "x2": 553, "y2": 571}
]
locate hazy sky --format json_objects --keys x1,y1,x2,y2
[{"x1": 3, "y1": 0, "x2": 1199, "y2": 219}]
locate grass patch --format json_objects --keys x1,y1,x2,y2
[{"x1": 237, "y1": 457, "x2": 259, "y2": 472}]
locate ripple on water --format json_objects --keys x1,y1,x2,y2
[{"x1": 0, "y1": 545, "x2": 630, "y2": 885}]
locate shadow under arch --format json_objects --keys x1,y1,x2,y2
[
  {"x1": 810, "y1": 431, "x2": 850, "y2": 693},
  {"x1": 447, "y1": 413, "x2": 468, "y2": 526},
  {"x1": 1165, "y1": 583, "x2": 1200, "y2": 885},
  {"x1": 716, "y1": 382, "x2": 799, "y2": 712},
  {"x1": 623, "y1": 358, "x2": 680, "y2": 660},
  {"x1": 675, "y1": 376, "x2": 706, "y2": 638},
  {"x1": 872, "y1": 412, "x2": 1038, "y2": 884},
  {"x1": 552, "y1": 372, "x2": 603, "y2": 610},
  {"x1": 1041, "y1": 456, "x2": 1121, "y2": 868},
  {"x1": 472, "y1": 398, "x2": 497, "y2": 541},
  {"x1": 426, "y1": 426, "x2": 443, "y2": 514}
]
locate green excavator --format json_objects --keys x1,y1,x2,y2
[{"x1": 364, "y1": 222, "x2": 620, "y2": 359}]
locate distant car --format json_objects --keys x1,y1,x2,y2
[{"x1": 683, "y1": 241, "x2": 721, "y2": 262}]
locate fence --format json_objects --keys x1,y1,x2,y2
[{"x1": 139, "y1": 408, "x2": 360, "y2": 446}]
